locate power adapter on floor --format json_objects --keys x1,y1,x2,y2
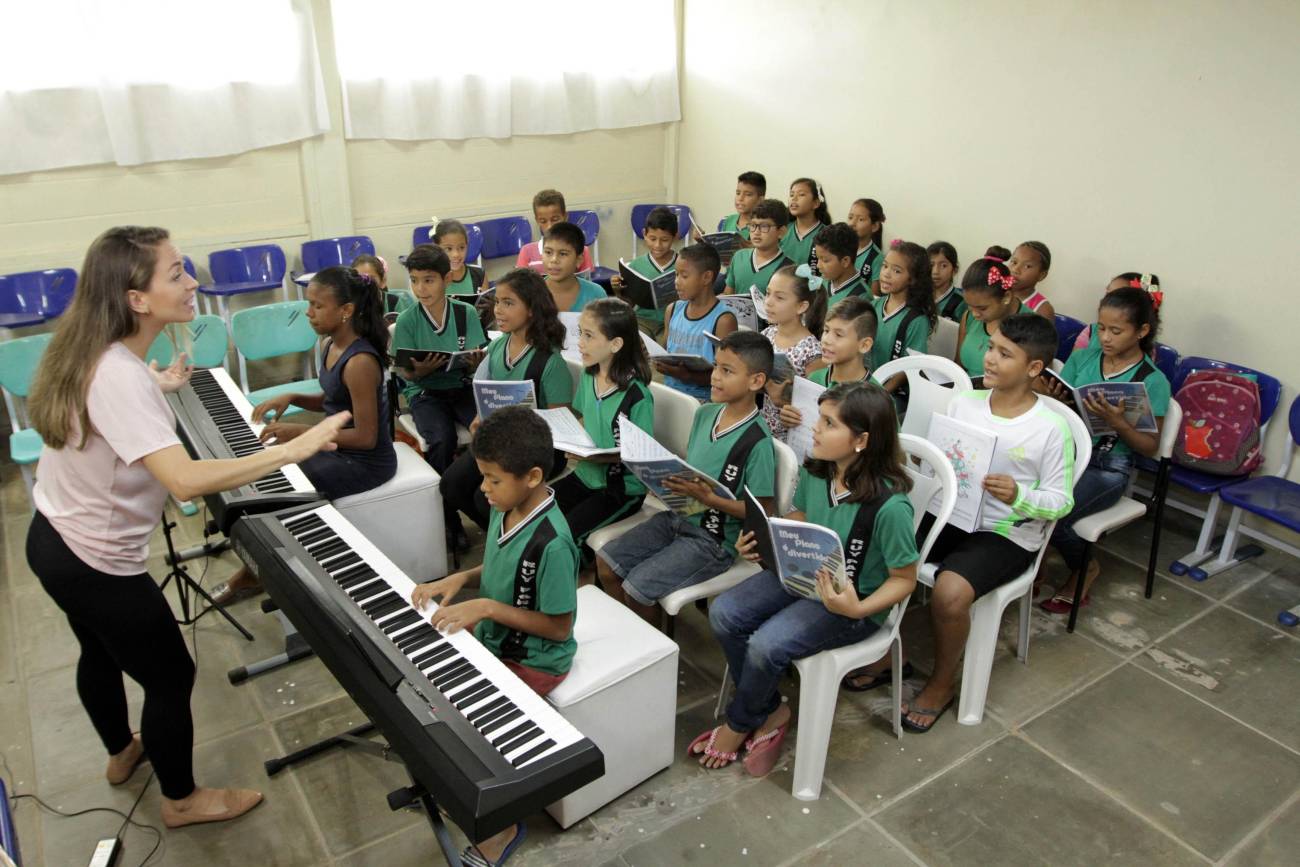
[{"x1": 88, "y1": 836, "x2": 121, "y2": 867}]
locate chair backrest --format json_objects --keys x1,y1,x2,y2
[
  {"x1": 1153, "y1": 342, "x2": 1179, "y2": 383},
  {"x1": 648, "y1": 381, "x2": 701, "y2": 458},
  {"x1": 564, "y1": 356, "x2": 584, "y2": 392},
  {"x1": 567, "y1": 209, "x2": 602, "y2": 250},
  {"x1": 872, "y1": 354, "x2": 973, "y2": 439},
  {"x1": 928, "y1": 317, "x2": 959, "y2": 361},
  {"x1": 410, "y1": 224, "x2": 485, "y2": 265},
  {"x1": 412, "y1": 224, "x2": 435, "y2": 249},
  {"x1": 630, "y1": 204, "x2": 693, "y2": 239},
  {"x1": 230, "y1": 300, "x2": 317, "y2": 361},
  {"x1": 209, "y1": 245, "x2": 287, "y2": 285},
  {"x1": 1172, "y1": 355, "x2": 1283, "y2": 427},
  {"x1": 478, "y1": 217, "x2": 532, "y2": 260},
  {"x1": 0, "y1": 333, "x2": 53, "y2": 398},
  {"x1": 771, "y1": 439, "x2": 799, "y2": 516},
  {"x1": 0, "y1": 269, "x2": 77, "y2": 320},
  {"x1": 1156, "y1": 400, "x2": 1183, "y2": 460},
  {"x1": 0, "y1": 272, "x2": 41, "y2": 317},
  {"x1": 301, "y1": 236, "x2": 376, "y2": 273},
  {"x1": 146, "y1": 314, "x2": 230, "y2": 369},
  {"x1": 1053, "y1": 313, "x2": 1086, "y2": 362},
  {"x1": 1039, "y1": 394, "x2": 1094, "y2": 481},
  {"x1": 899, "y1": 434, "x2": 958, "y2": 563},
  {"x1": 182, "y1": 255, "x2": 198, "y2": 279}
]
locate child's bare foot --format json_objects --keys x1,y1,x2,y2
[
  {"x1": 902, "y1": 680, "x2": 956, "y2": 733},
  {"x1": 106, "y1": 734, "x2": 146, "y2": 785},
  {"x1": 468, "y1": 822, "x2": 523, "y2": 864},
  {"x1": 1041, "y1": 561, "x2": 1100, "y2": 613},
  {"x1": 161, "y1": 786, "x2": 263, "y2": 828},
  {"x1": 841, "y1": 657, "x2": 911, "y2": 691},
  {"x1": 689, "y1": 724, "x2": 748, "y2": 769}
]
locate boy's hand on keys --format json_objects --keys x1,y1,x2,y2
[
  {"x1": 411, "y1": 571, "x2": 470, "y2": 611},
  {"x1": 430, "y1": 599, "x2": 492, "y2": 635},
  {"x1": 982, "y1": 473, "x2": 1019, "y2": 505},
  {"x1": 663, "y1": 474, "x2": 718, "y2": 508}
]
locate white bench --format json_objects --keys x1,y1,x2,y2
[{"x1": 545, "y1": 585, "x2": 678, "y2": 828}]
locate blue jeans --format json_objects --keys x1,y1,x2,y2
[
  {"x1": 597, "y1": 511, "x2": 734, "y2": 606},
  {"x1": 709, "y1": 570, "x2": 878, "y2": 732},
  {"x1": 409, "y1": 386, "x2": 476, "y2": 474},
  {"x1": 1051, "y1": 450, "x2": 1134, "y2": 570}
]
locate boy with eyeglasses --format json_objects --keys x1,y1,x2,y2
[{"x1": 723, "y1": 199, "x2": 793, "y2": 296}]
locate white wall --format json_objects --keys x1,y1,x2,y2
[{"x1": 675, "y1": 0, "x2": 1300, "y2": 471}]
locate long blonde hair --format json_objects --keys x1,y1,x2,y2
[{"x1": 30, "y1": 226, "x2": 171, "y2": 449}]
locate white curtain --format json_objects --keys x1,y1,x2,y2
[
  {"x1": 331, "y1": 0, "x2": 680, "y2": 141},
  {"x1": 0, "y1": 0, "x2": 329, "y2": 175}
]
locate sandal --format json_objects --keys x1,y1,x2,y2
[
  {"x1": 901, "y1": 698, "x2": 954, "y2": 734},
  {"x1": 687, "y1": 726, "x2": 741, "y2": 768},
  {"x1": 209, "y1": 580, "x2": 263, "y2": 607},
  {"x1": 1039, "y1": 593, "x2": 1090, "y2": 615},
  {"x1": 462, "y1": 823, "x2": 526, "y2": 867},
  {"x1": 742, "y1": 722, "x2": 789, "y2": 777},
  {"x1": 841, "y1": 661, "x2": 914, "y2": 692}
]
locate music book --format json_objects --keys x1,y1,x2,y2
[
  {"x1": 534, "y1": 407, "x2": 620, "y2": 458},
  {"x1": 700, "y1": 232, "x2": 745, "y2": 264},
  {"x1": 644, "y1": 337, "x2": 714, "y2": 372},
  {"x1": 473, "y1": 380, "x2": 536, "y2": 420},
  {"x1": 785, "y1": 376, "x2": 825, "y2": 463},
  {"x1": 717, "y1": 291, "x2": 762, "y2": 331},
  {"x1": 617, "y1": 416, "x2": 735, "y2": 516},
  {"x1": 741, "y1": 487, "x2": 849, "y2": 598},
  {"x1": 1040, "y1": 367, "x2": 1158, "y2": 437},
  {"x1": 617, "y1": 260, "x2": 678, "y2": 311},
  {"x1": 395, "y1": 348, "x2": 481, "y2": 373},
  {"x1": 925, "y1": 413, "x2": 998, "y2": 534}
]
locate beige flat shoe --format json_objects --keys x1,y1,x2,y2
[
  {"x1": 106, "y1": 734, "x2": 147, "y2": 786},
  {"x1": 162, "y1": 787, "x2": 264, "y2": 829}
]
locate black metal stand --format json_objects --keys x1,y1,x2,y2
[
  {"x1": 157, "y1": 512, "x2": 253, "y2": 641},
  {"x1": 264, "y1": 721, "x2": 463, "y2": 866}
]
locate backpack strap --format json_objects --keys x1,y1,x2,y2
[
  {"x1": 858, "y1": 246, "x2": 880, "y2": 283},
  {"x1": 700, "y1": 420, "x2": 768, "y2": 545},
  {"x1": 840, "y1": 491, "x2": 892, "y2": 592},
  {"x1": 940, "y1": 292, "x2": 963, "y2": 320},
  {"x1": 497, "y1": 512, "x2": 558, "y2": 662},
  {"x1": 468, "y1": 264, "x2": 485, "y2": 291},
  {"x1": 890, "y1": 308, "x2": 927, "y2": 363},
  {"x1": 451, "y1": 301, "x2": 468, "y2": 350},
  {"x1": 523, "y1": 346, "x2": 553, "y2": 406}
]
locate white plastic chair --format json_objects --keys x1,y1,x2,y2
[
  {"x1": 1066, "y1": 401, "x2": 1183, "y2": 632},
  {"x1": 918, "y1": 396, "x2": 1091, "y2": 726},
  {"x1": 929, "y1": 317, "x2": 959, "y2": 361},
  {"x1": 658, "y1": 441, "x2": 800, "y2": 626},
  {"x1": 785, "y1": 434, "x2": 957, "y2": 801},
  {"x1": 871, "y1": 354, "x2": 973, "y2": 439},
  {"x1": 584, "y1": 382, "x2": 702, "y2": 553}
]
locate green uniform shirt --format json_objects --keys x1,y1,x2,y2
[
  {"x1": 546, "y1": 276, "x2": 607, "y2": 313},
  {"x1": 870, "y1": 296, "x2": 929, "y2": 372},
  {"x1": 791, "y1": 470, "x2": 918, "y2": 620},
  {"x1": 393, "y1": 297, "x2": 487, "y2": 399},
  {"x1": 958, "y1": 311, "x2": 992, "y2": 377},
  {"x1": 1060, "y1": 347, "x2": 1171, "y2": 458},
  {"x1": 719, "y1": 213, "x2": 752, "y2": 241},
  {"x1": 476, "y1": 494, "x2": 578, "y2": 675},
  {"x1": 855, "y1": 243, "x2": 884, "y2": 285},
  {"x1": 572, "y1": 372, "x2": 654, "y2": 494},
  {"x1": 685, "y1": 403, "x2": 775, "y2": 556},
  {"x1": 807, "y1": 364, "x2": 871, "y2": 388},
  {"x1": 935, "y1": 286, "x2": 967, "y2": 323},
  {"x1": 484, "y1": 335, "x2": 574, "y2": 408},
  {"x1": 626, "y1": 251, "x2": 677, "y2": 326},
  {"x1": 446, "y1": 265, "x2": 486, "y2": 297},
  {"x1": 826, "y1": 274, "x2": 870, "y2": 309},
  {"x1": 725, "y1": 248, "x2": 791, "y2": 295},
  {"x1": 781, "y1": 222, "x2": 824, "y2": 270}
]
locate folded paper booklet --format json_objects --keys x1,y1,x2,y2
[
  {"x1": 742, "y1": 487, "x2": 849, "y2": 599},
  {"x1": 559, "y1": 311, "x2": 582, "y2": 361},
  {"x1": 645, "y1": 340, "x2": 714, "y2": 372},
  {"x1": 717, "y1": 288, "x2": 766, "y2": 331},
  {"x1": 618, "y1": 415, "x2": 734, "y2": 516},
  {"x1": 473, "y1": 379, "x2": 536, "y2": 420},
  {"x1": 700, "y1": 231, "x2": 744, "y2": 255},
  {"x1": 395, "y1": 348, "x2": 481, "y2": 373},
  {"x1": 618, "y1": 260, "x2": 678, "y2": 311},
  {"x1": 925, "y1": 413, "x2": 998, "y2": 534},
  {"x1": 1040, "y1": 367, "x2": 1158, "y2": 437},
  {"x1": 785, "y1": 376, "x2": 825, "y2": 464},
  {"x1": 535, "y1": 407, "x2": 619, "y2": 458}
]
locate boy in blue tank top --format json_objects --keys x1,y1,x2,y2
[{"x1": 655, "y1": 244, "x2": 737, "y2": 401}]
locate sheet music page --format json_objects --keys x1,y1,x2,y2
[
  {"x1": 787, "y1": 376, "x2": 826, "y2": 463},
  {"x1": 617, "y1": 415, "x2": 674, "y2": 461},
  {"x1": 535, "y1": 407, "x2": 597, "y2": 449}
]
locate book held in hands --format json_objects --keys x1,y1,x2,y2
[
  {"x1": 617, "y1": 260, "x2": 678, "y2": 311},
  {"x1": 924, "y1": 413, "x2": 998, "y2": 534},
  {"x1": 741, "y1": 487, "x2": 850, "y2": 599},
  {"x1": 395, "y1": 348, "x2": 481, "y2": 374},
  {"x1": 617, "y1": 416, "x2": 735, "y2": 516},
  {"x1": 473, "y1": 380, "x2": 536, "y2": 420},
  {"x1": 1040, "y1": 368, "x2": 1158, "y2": 437},
  {"x1": 535, "y1": 407, "x2": 619, "y2": 458}
]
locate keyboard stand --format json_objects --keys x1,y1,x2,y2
[
  {"x1": 227, "y1": 602, "x2": 315, "y2": 684},
  {"x1": 264, "y1": 721, "x2": 465, "y2": 867},
  {"x1": 157, "y1": 512, "x2": 254, "y2": 642}
]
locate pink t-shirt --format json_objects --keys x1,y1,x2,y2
[
  {"x1": 33, "y1": 342, "x2": 181, "y2": 576},
  {"x1": 516, "y1": 241, "x2": 595, "y2": 275}
]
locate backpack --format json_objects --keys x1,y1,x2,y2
[{"x1": 1172, "y1": 370, "x2": 1263, "y2": 476}]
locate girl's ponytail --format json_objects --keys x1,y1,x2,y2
[{"x1": 313, "y1": 265, "x2": 390, "y2": 365}]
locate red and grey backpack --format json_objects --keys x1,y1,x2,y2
[{"x1": 1172, "y1": 370, "x2": 1264, "y2": 476}]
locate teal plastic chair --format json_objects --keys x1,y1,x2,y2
[
  {"x1": 145, "y1": 314, "x2": 231, "y2": 370},
  {"x1": 229, "y1": 301, "x2": 322, "y2": 417},
  {"x1": 0, "y1": 333, "x2": 53, "y2": 498}
]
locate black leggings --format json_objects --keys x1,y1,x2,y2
[{"x1": 26, "y1": 511, "x2": 197, "y2": 800}]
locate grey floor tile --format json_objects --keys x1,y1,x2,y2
[
  {"x1": 788, "y1": 818, "x2": 919, "y2": 866},
  {"x1": 1022, "y1": 665, "x2": 1300, "y2": 860},
  {"x1": 1133, "y1": 606, "x2": 1300, "y2": 751},
  {"x1": 876, "y1": 737, "x2": 1202, "y2": 866},
  {"x1": 1070, "y1": 559, "x2": 1213, "y2": 654},
  {"x1": 12, "y1": 581, "x2": 79, "y2": 678},
  {"x1": 617, "y1": 766, "x2": 859, "y2": 867},
  {"x1": 26, "y1": 665, "x2": 142, "y2": 798},
  {"x1": 1225, "y1": 795, "x2": 1300, "y2": 866},
  {"x1": 1224, "y1": 568, "x2": 1300, "y2": 629}
]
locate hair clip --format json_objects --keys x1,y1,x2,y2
[
  {"x1": 986, "y1": 268, "x2": 1014, "y2": 290},
  {"x1": 1128, "y1": 273, "x2": 1163, "y2": 309},
  {"x1": 355, "y1": 271, "x2": 373, "y2": 285},
  {"x1": 889, "y1": 238, "x2": 905, "y2": 249},
  {"x1": 794, "y1": 262, "x2": 824, "y2": 292}
]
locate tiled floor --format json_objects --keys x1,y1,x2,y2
[{"x1": 2, "y1": 460, "x2": 1298, "y2": 866}]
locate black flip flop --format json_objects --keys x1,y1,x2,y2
[
  {"x1": 841, "y1": 661, "x2": 915, "y2": 692},
  {"x1": 901, "y1": 698, "x2": 954, "y2": 734}
]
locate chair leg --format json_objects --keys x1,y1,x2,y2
[
  {"x1": 956, "y1": 596, "x2": 1003, "y2": 725},
  {"x1": 713, "y1": 664, "x2": 730, "y2": 720},
  {"x1": 890, "y1": 637, "x2": 904, "y2": 739},
  {"x1": 1192, "y1": 506, "x2": 1264, "y2": 580},
  {"x1": 1173, "y1": 493, "x2": 1223, "y2": 571},
  {"x1": 1067, "y1": 542, "x2": 1091, "y2": 634},
  {"x1": 1145, "y1": 465, "x2": 1170, "y2": 598},
  {"x1": 1017, "y1": 588, "x2": 1033, "y2": 664},
  {"x1": 791, "y1": 659, "x2": 841, "y2": 801}
]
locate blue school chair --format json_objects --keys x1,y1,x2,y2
[
  {"x1": 0, "y1": 271, "x2": 48, "y2": 330},
  {"x1": 202, "y1": 244, "x2": 290, "y2": 325},
  {"x1": 630, "y1": 204, "x2": 693, "y2": 257},
  {"x1": 0, "y1": 333, "x2": 54, "y2": 499},
  {"x1": 1163, "y1": 356, "x2": 1283, "y2": 581},
  {"x1": 716, "y1": 217, "x2": 728, "y2": 231},
  {"x1": 477, "y1": 216, "x2": 532, "y2": 263},
  {"x1": 1053, "y1": 313, "x2": 1086, "y2": 362},
  {"x1": 567, "y1": 209, "x2": 617, "y2": 286},
  {"x1": 37, "y1": 268, "x2": 77, "y2": 319},
  {"x1": 295, "y1": 236, "x2": 376, "y2": 286},
  {"x1": 410, "y1": 223, "x2": 485, "y2": 267},
  {"x1": 1153, "y1": 342, "x2": 1179, "y2": 383},
  {"x1": 1194, "y1": 394, "x2": 1300, "y2": 581},
  {"x1": 229, "y1": 300, "x2": 322, "y2": 417},
  {"x1": 183, "y1": 255, "x2": 198, "y2": 280},
  {"x1": 145, "y1": 314, "x2": 231, "y2": 370}
]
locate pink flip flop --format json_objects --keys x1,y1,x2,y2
[
  {"x1": 687, "y1": 726, "x2": 740, "y2": 769},
  {"x1": 742, "y1": 722, "x2": 789, "y2": 777}
]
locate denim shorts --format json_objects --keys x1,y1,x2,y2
[{"x1": 596, "y1": 511, "x2": 735, "y2": 605}]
